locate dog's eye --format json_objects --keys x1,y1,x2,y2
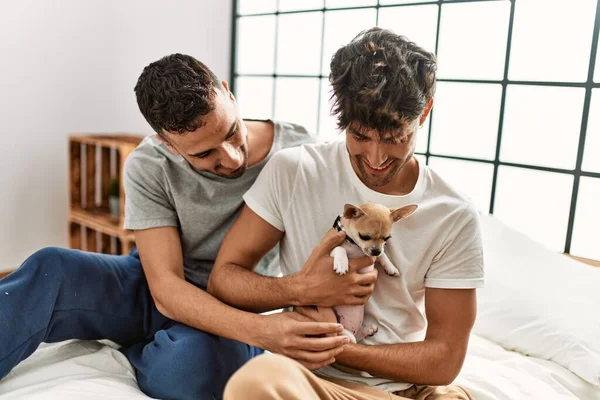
[
  {"x1": 359, "y1": 234, "x2": 371, "y2": 241},
  {"x1": 384, "y1": 236, "x2": 391, "y2": 242}
]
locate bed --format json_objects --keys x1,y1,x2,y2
[{"x1": 1, "y1": 214, "x2": 599, "y2": 400}]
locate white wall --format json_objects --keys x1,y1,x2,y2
[{"x1": 0, "y1": 0, "x2": 232, "y2": 270}]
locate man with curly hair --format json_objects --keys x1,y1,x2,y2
[{"x1": 211, "y1": 27, "x2": 483, "y2": 399}]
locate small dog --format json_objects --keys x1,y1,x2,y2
[{"x1": 331, "y1": 202, "x2": 417, "y2": 343}]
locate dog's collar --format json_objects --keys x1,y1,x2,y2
[{"x1": 333, "y1": 215, "x2": 357, "y2": 246}]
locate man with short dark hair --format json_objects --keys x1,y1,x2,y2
[{"x1": 0, "y1": 54, "x2": 374, "y2": 400}]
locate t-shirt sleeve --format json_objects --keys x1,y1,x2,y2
[
  {"x1": 424, "y1": 204, "x2": 485, "y2": 289},
  {"x1": 123, "y1": 151, "x2": 179, "y2": 230},
  {"x1": 242, "y1": 148, "x2": 301, "y2": 232}
]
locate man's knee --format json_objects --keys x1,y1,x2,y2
[
  {"x1": 19, "y1": 247, "x2": 69, "y2": 281},
  {"x1": 135, "y1": 326, "x2": 260, "y2": 399},
  {"x1": 224, "y1": 353, "x2": 304, "y2": 400},
  {"x1": 167, "y1": 328, "x2": 255, "y2": 377}
]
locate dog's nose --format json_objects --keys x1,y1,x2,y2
[{"x1": 370, "y1": 248, "x2": 382, "y2": 256}]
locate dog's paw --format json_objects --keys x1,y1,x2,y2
[
  {"x1": 384, "y1": 267, "x2": 400, "y2": 277},
  {"x1": 333, "y1": 257, "x2": 349, "y2": 275},
  {"x1": 365, "y1": 325, "x2": 378, "y2": 337},
  {"x1": 355, "y1": 325, "x2": 378, "y2": 341}
]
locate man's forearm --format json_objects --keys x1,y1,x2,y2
[
  {"x1": 207, "y1": 262, "x2": 304, "y2": 313},
  {"x1": 335, "y1": 340, "x2": 465, "y2": 386},
  {"x1": 152, "y1": 274, "x2": 265, "y2": 347}
]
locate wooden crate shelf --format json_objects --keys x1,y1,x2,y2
[{"x1": 69, "y1": 134, "x2": 144, "y2": 255}]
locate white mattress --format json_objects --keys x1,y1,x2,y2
[{"x1": 1, "y1": 335, "x2": 598, "y2": 400}]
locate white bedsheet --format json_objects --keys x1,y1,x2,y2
[
  {"x1": 0, "y1": 340, "x2": 150, "y2": 400},
  {"x1": 1, "y1": 335, "x2": 598, "y2": 400}
]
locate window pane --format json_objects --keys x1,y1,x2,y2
[
  {"x1": 509, "y1": 0, "x2": 596, "y2": 82},
  {"x1": 237, "y1": 16, "x2": 276, "y2": 74},
  {"x1": 378, "y1": 5, "x2": 438, "y2": 54},
  {"x1": 596, "y1": 40, "x2": 600, "y2": 83},
  {"x1": 238, "y1": 0, "x2": 277, "y2": 15},
  {"x1": 274, "y1": 78, "x2": 320, "y2": 134},
  {"x1": 494, "y1": 166, "x2": 573, "y2": 252},
  {"x1": 437, "y1": 1, "x2": 510, "y2": 80},
  {"x1": 322, "y1": 9, "x2": 377, "y2": 75},
  {"x1": 380, "y1": 0, "x2": 435, "y2": 5},
  {"x1": 414, "y1": 154, "x2": 427, "y2": 166},
  {"x1": 430, "y1": 82, "x2": 502, "y2": 160},
  {"x1": 428, "y1": 157, "x2": 494, "y2": 213},
  {"x1": 571, "y1": 177, "x2": 600, "y2": 260},
  {"x1": 279, "y1": 0, "x2": 323, "y2": 12},
  {"x1": 501, "y1": 85, "x2": 584, "y2": 170},
  {"x1": 326, "y1": 0, "x2": 376, "y2": 8},
  {"x1": 318, "y1": 79, "x2": 341, "y2": 142},
  {"x1": 583, "y1": 89, "x2": 600, "y2": 173},
  {"x1": 235, "y1": 77, "x2": 274, "y2": 120},
  {"x1": 276, "y1": 12, "x2": 323, "y2": 75}
]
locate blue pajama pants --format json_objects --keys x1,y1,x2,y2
[{"x1": 0, "y1": 247, "x2": 262, "y2": 400}]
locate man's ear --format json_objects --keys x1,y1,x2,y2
[
  {"x1": 221, "y1": 80, "x2": 236, "y2": 101},
  {"x1": 419, "y1": 98, "x2": 434, "y2": 127},
  {"x1": 390, "y1": 204, "x2": 418, "y2": 222},
  {"x1": 344, "y1": 204, "x2": 365, "y2": 219},
  {"x1": 156, "y1": 134, "x2": 178, "y2": 155}
]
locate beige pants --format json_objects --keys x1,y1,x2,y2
[{"x1": 224, "y1": 354, "x2": 472, "y2": 400}]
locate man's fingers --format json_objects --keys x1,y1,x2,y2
[
  {"x1": 300, "y1": 358, "x2": 337, "y2": 371},
  {"x1": 289, "y1": 347, "x2": 344, "y2": 367},
  {"x1": 351, "y1": 284, "x2": 375, "y2": 297},
  {"x1": 315, "y1": 229, "x2": 346, "y2": 256},
  {"x1": 294, "y1": 306, "x2": 319, "y2": 320},
  {"x1": 347, "y1": 256, "x2": 377, "y2": 272},
  {"x1": 296, "y1": 335, "x2": 350, "y2": 352},
  {"x1": 355, "y1": 270, "x2": 378, "y2": 285},
  {"x1": 346, "y1": 294, "x2": 370, "y2": 305},
  {"x1": 292, "y1": 320, "x2": 345, "y2": 336}
]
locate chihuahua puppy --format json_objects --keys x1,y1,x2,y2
[{"x1": 331, "y1": 202, "x2": 417, "y2": 343}]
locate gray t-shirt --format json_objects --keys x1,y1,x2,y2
[{"x1": 123, "y1": 121, "x2": 315, "y2": 289}]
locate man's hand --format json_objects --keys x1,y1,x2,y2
[
  {"x1": 257, "y1": 312, "x2": 350, "y2": 370},
  {"x1": 293, "y1": 229, "x2": 378, "y2": 307},
  {"x1": 294, "y1": 306, "x2": 337, "y2": 329}
]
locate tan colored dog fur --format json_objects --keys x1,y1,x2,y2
[{"x1": 331, "y1": 202, "x2": 417, "y2": 343}]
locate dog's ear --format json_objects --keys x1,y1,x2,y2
[
  {"x1": 390, "y1": 204, "x2": 418, "y2": 222},
  {"x1": 344, "y1": 204, "x2": 365, "y2": 219}
]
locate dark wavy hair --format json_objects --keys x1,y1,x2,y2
[
  {"x1": 329, "y1": 27, "x2": 437, "y2": 138},
  {"x1": 134, "y1": 53, "x2": 222, "y2": 138}
]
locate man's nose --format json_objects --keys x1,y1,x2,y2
[
  {"x1": 220, "y1": 143, "x2": 242, "y2": 169},
  {"x1": 366, "y1": 144, "x2": 387, "y2": 167}
]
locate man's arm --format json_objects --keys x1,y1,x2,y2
[
  {"x1": 334, "y1": 288, "x2": 476, "y2": 385},
  {"x1": 134, "y1": 226, "x2": 351, "y2": 371},
  {"x1": 207, "y1": 205, "x2": 378, "y2": 313}
]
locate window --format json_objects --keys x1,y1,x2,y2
[{"x1": 232, "y1": 0, "x2": 600, "y2": 260}]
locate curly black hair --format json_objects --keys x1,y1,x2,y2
[
  {"x1": 329, "y1": 27, "x2": 437, "y2": 138},
  {"x1": 134, "y1": 53, "x2": 222, "y2": 137}
]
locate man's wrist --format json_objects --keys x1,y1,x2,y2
[
  {"x1": 238, "y1": 312, "x2": 267, "y2": 348},
  {"x1": 284, "y1": 272, "x2": 307, "y2": 306},
  {"x1": 335, "y1": 342, "x2": 360, "y2": 364}
]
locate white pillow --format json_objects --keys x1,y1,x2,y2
[{"x1": 474, "y1": 214, "x2": 600, "y2": 386}]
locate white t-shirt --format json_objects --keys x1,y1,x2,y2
[{"x1": 243, "y1": 139, "x2": 484, "y2": 392}]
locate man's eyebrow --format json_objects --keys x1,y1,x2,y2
[
  {"x1": 188, "y1": 120, "x2": 238, "y2": 157},
  {"x1": 347, "y1": 126, "x2": 370, "y2": 138}
]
